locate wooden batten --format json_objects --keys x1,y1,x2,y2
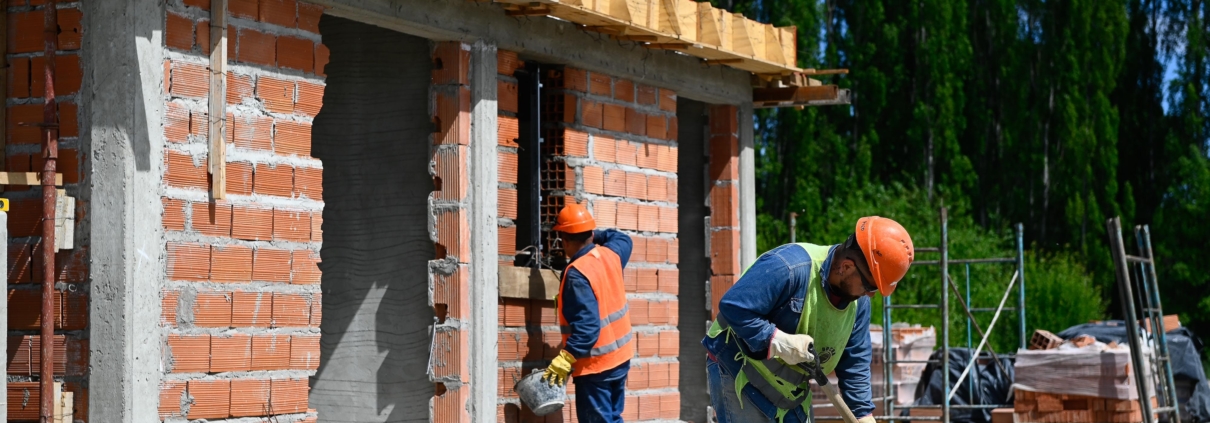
[
  {"x1": 763, "y1": 24, "x2": 785, "y2": 65},
  {"x1": 596, "y1": 0, "x2": 631, "y2": 23},
  {"x1": 779, "y1": 26, "x2": 797, "y2": 67},
  {"x1": 658, "y1": 0, "x2": 697, "y2": 41},
  {"x1": 731, "y1": 16, "x2": 763, "y2": 58},
  {"x1": 697, "y1": 4, "x2": 731, "y2": 51},
  {"x1": 625, "y1": 0, "x2": 661, "y2": 28}
]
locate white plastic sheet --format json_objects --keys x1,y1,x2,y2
[{"x1": 1011, "y1": 342, "x2": 1150, "y2": 400}]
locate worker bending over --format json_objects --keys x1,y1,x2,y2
[
  {"x1": 702, "y1": 216, "x2": 914, "y2": 423},
  {"x1": 543, "y1": 204, "x2": 634, "y2": 423}
]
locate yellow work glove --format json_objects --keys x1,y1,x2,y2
[
  {"x1": 856, "y1": 415, "x2": 876, "y2": 423},
  {"x1": 543, "y1": 350, "x2": 577, "y2": 387},
  {"x1": 769, "y1": 329, "x2": 815, "y2": 365}
]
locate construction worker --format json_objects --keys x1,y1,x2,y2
[
  {"x1": 542, "y1": 203, "x2": 634, "y2": 423},
  {"x1": 702, "y1": 216, "x2": 914, "y2": 423}
]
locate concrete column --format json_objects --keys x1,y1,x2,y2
[
  {"x1": 82, "y1": 0, "x2": 166, "y2": 421},
  {"x1": 738, "y1": 103, "x2": 757, "y2": 268},
  {"x1": 468, "y1": 40, "x2": 500, "y2": 422}
]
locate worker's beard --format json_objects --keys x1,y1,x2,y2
[{"x1": 827, "y1": 279, "x2": 863, "y2": 304}]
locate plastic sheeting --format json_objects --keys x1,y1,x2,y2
[
  {"x1": 905, "y1": 348, "x2": 1015, "y2": 423},
  {"x1": 1012, "y1": 342, "x2": 1141, "y2": 400},
  {"x1": 1057, "y1": 321, "x2": 1210, "y2": 423}
]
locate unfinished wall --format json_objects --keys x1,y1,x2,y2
[
  {"x1": 707, "y1": 105, "x2": 741, "y2": 315},
  {"x1": 158, "y1": 1, "x2": 326, "y2": 421},
  {"x1": 5, "y1": 0, "x2": 90, "y2": 419},
  {"x1": 496, "y1": 63, "x2": 682, "y2": 422},
  {"x1": 675, "y1": 98, "x2": 710, "y2": 422},
  {"x1": 306, "y1": 15, "x2": 438, "y2": 423}
]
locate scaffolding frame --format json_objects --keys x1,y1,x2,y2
[{"x1": 816, "y1": 207, "x2": 1027, "y2": 422}]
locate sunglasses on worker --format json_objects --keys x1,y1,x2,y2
[{"x1": 844, "y1": 235, "x2": 878, "y2": 294}]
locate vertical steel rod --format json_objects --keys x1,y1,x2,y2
[
  {"x1": 40, "y1": 2, "x2": 60, "y2": 422},
  {"x1": 1015, "y1": 223, "x2": 1026, "y2": 350},
  {"x1": 965, "y1": 264, "x2": 975, "y2": 403},
  {"x1": 883, "y1": 294, "x2": 894, "y2": 415},
  {"x1": 1108, "y1": 217, "x2": 1155, "y2": 423},
  {"x1": 789, "y1": 212, "x2": 797, "y2": 243},
  {"x1": 940, "y1": 207, "x2": 950, "y2": 423}
]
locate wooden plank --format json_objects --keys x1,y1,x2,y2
[
  {"x1": 0, "y1": 172, "x2": 63, "y2": 186},
  {"x1": 60, "y1": 391, "x2": 73, "y2": 423},
  {"x1": 208, "y1": 0, "x2": 228, "y2": 200},
  {"x1": 763, "y1": 24, "x2": 785, "y2": 65},
  {"x1": 779, "y1": 26, "x2": 797, "y2": 67},
  {"x1": 730, "y1": 15, "x2": 762, "y2": 58},
  {"x1": 498, "y1": 266, "x2": 561, "y2": 300},
  {"x1": 52, "y1": 382, "x2": 62, "y2": 423},
  {"x1": 658, "y1": 0, "x2": 696, "y2": 41}
]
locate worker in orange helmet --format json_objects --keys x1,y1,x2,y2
[
  {"x1": 542, "y1": 203, "x2": 634, "y2": 423},
  {"x1": 702, "y1": 216, "x2": 914, "y2": 423}
]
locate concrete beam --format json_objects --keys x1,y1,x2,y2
[
  {"x1": 468, "y1": 40, "x2": 500, "y2": 423},
  {"x1": 81, "y1": 0, "x2": 166, "y2": 422},
  {"x1": 308, "y1": 0, "x2": 753, "y2": 105},
  {"x1": 739, "y1": 103, "x2": 756, "y2": 268}
]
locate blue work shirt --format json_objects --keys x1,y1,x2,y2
[
  {"x1": 702, "y1": 243, "x2": 874, "y2": 419},
  {"x1": 560, "y1": 229, "x2": 633, "y2": 382}
]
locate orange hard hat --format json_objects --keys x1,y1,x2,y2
[
  {"x1": 553, "y1": 203, "x2": 596, "y2": 234},
  {"x1": 854, "y1": 216, "x2": 914, "y2": 296}
]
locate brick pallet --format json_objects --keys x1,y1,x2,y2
[{"x1": 1013, "y1": 389, "x2": 1158, "y2": 423}]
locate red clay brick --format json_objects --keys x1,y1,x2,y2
[
  {"x1": 211, "y1": 245, "x2": 253, "y2": 282},
  {"x1": 604, "y1": 169, "x2": 627, "y2": 197},
  {"x1": 296, "y1": 81, "x2": 324, "y2": 116},
  {"x1": 232, "y1": 205, "x2": 273, "y2": 241},
  {"x1": 631, "y1": 236, "x2": 647, "y2": 263},
  {"x1": 629, "y1": 365, "x2": 649, "y2": 390},
  {"x1": 165, "y1": 103, "x2": 191, "y2": 143},
  {"x1": 57, "y1": 8, "x2": 82, "y2": 50},
  {"x1": 257, "y1": 76, "x2": 296, "y2": 114},
  {"x1": 255, "y1": 163, "x2": 294, "y2": 197},
  {"x1": 668, "y1": 238, "x2": 680, "y2": 264},
  {"x1": 210, "y1": 333, "x2": 252, "y2": 372},
  {"x1": 498, "y1": 225, "x2": 516, "y2": 257},
  {"x1": 593, "y1": 200, "x2": 617, "y2": 228},
  {"x1": 616, "y1": 202, "x2": 638, "y2": 231},
  {"x1": 8, "y1": 57, "x2": 30, "y2": 98},
  {"x1": 636, "y1": 331, "x2": 658, "y2": 357},
  {"x1": 563, "y1": 67, "x2": 588, "y2": 92},
  {"x1": 637, "y1": 84, "x2": 657, "y2": 105},
  {"x1": 649, "y1": 362, "x2": 669, "y2": 388},
  {"x1": 8, "y1": 104, "x2": 42, "y2": 144},
  {"x1": 312, "y1": 213, "x2": 324, "y2": 242},
  {"x1": 168, "y1": 334, "x2": 210, "y2": 373},
  {"x1": 315, "y1": 43, "x2": 330, "y2": 76},
  {"x1": 616, "y1": 140, "x2": 638, "y2": 166},
  {"x1": 159, "y1": 381, "x2": 187, "y2": 419},
  {"x1": 169, "y1": 61, "x2": 209, "y2": 98},
  {"x1": 499, "y1": 80, "x2": 519, "y2": 113},
  {"x1": 166, "y1": 12, "x2": 195, "y2": 51},
  {"x1": 625, "y1": 107, "x2": 646, "y2": 136},
  {"x1": 638, "y1": 204, "x2": 660, "y2": 232},
  {"x1": 238, "y1": 27, "x2": 277, "y2": 67},
  {"x1": 499, "y1": 188, "x2": 519, "y2": 219},
  {"x1": 563, "y1": 93, "x2": 578, "y2": 123},
  {"x1": 291, "y1": 250, "x2": 321, "y2": 284},
  {"x1": 626, "y1": 172, "x2": 648, "y2": 200},
  {"x1": 639, "y1": 394, "x2": 660, "y2": 420},
  {"x1": 497, "y1": 50, "x2": 523, "y2": 76},
  {"x1": 433, "y1": 145, "x2": 468, "y2": 201},
  {"x1": 582, "y1": 100, "x2": 603, "y2": 129},
  {"x1": 431, "y1": 329, "x2": 468, "y2": 380},
  {"x1": 711, "y1": 184, "x2": 739, "y2": 227},
  {"x1": 582, "y1": 166, "x2": 605, "y2": 195},
  {"x1": 277, "y1": 35, "x2": 315, "y2": 73},
  {"x1": 273, "y1": 292, "x2": 311, "y2": 328},
  {"x1": 710, "y1": 135, "x2": 740, "y2": 181},
  {"x1": 603, "y1": 103, "x2": 626, "y2": 132},
  {"x1": 499, "y1": 151, "x2": 518, "y2": 184},
  {"x1": 294, "y1": 166, "x2": 323, "y2": 200},
  {"x1": 660, "y1": 392, "x2": 680, "y2": 419},
  {"x1": 658, "y1": 269, "x2": 679, "y2": 294},
  {"x1": 647, "y1": 175, "x2": 668, "y2": 202},
  {"x1": 273, "y1": 208, "x2": 311, "y2": 241},
  {"x1": 498, "y1": 116, "x2": 519, "y2": 147},
  {"x1": 229, "y1": 379, "x2": 270, "y2": 417},
  {"x1": 593, "y1": 135, "x2": 616, "y2": 163},
  {"x1": 647, "y1": 114, "x2": 669, "y2": 140},
  {"x1": 659, "y1": 330, "x2": 679, "y2": 356},
  {"x1": 230, "y1": 113, "x2": 273, "y2": 151},
  {"x1": 251, "y1": 334, "x2": 291, "y2": 370},
  {"x1": 711, "y1": 230, "x2": 741, "y2": 275},
  {"x1": 589, "y1": 72, "x2": 612, "y2": 96},
  {"x1": 668, "y1": 115, "x2": 679, "y2": 141},
  {"x1": 187, "y1": 379, "x2": 231, "y2": 419},
  {"x1": 163, "y1": 198, "x2": 187, "y2": 231},
  {"x1": 8, "y1": 10, "x2": 45, "y2": 54},
  {"x1": 251, "y1": 248, "x2": 291, "y2": 282},
  {"x1": 710, "y1": 104, "x2": 738, "y2": 135},
  {"x1": 667, "y1": 177, "x2": 679, "y2": 204},
  {"x1": 434, "y1": 265, "x2": 470, "y2": 321},
  {"x1": 436, "y1": 209, "x2": 470, "y2": 261},
  {"x1": 227, "y1": 73, "x2": 255, "y2": 105},
  {"x1": 270, "y1": 378, "x2": 310, "y2": 415},
  {"x1": 434, "y1": 87, "x2": 471, "y2": 145},
  {"x1": 275, "y1": 119, "x2": 312, "y2": 156},
  {"x1": 260, "y1": 0, "x2": 298, "y2": 27},
  {"x1": 432, "y1": 42, "x2": 470, "y2": 86},
  {"x1": 659, "y1": 206, "x2": 678, "y2": 233},
  {"x1": 226, "y1": 161, "x2": 254, "y2": 195},
  {"x1": 290, "y1": 334, "x2": 321, "y2": 370},
  {"x1": 188, "y1": 109, "x2": 209, "y2": 138},
  {"x1": 191, "y1": 201, "x2": 233, "y2": 237},
  {"x1": 229, "y1": 0, "x2": 259, "y2": 19},
  {"x1": 168, "y1": 243, "x2": 210, "y2": 281},
  {"x1": 298, "y1": 3, "x2": 325, "y2": 33},
  {"x1": 658, "y1": 145, "x2": 678, "y2": 173},
  {"x1": 197, "y1": 18, "x2": 211, "y2": 55},
  {"x1": 60, "y1": 102, "x2": 79, "y2": 138},
  {"x1": 565, "y1": 129, "x2": 589, "y2": 157},
  {"x1": 232, "y1": 291, "x2": 272, "y2": 327},
  {"x1": 659, "y1": 89, "x2": 677, "y2": 113},
  {"x1": 614, "y1": 79, "x2": 634, "y2": 102},
  {"x1": 194, "y1": 291, "x2": 234, "y2": 327},
  {"x1": 646, "y1": 237, "x2": 667, "y2": 263},
  {"x1": 637, "y1": 268, "x2": 658, "y2": 293}
]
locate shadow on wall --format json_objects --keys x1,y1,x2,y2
[{"x1": 309, "y1": 15, "x2": 436, "y2": 423}]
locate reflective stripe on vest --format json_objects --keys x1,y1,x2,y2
[{"x1": 557, "y1": 246, "x2": 634, "y2": 376}]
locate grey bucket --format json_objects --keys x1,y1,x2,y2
[{"x1": 514, "y1": 369, "x2": 567, "y2": 416}]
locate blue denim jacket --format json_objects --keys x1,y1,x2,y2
[{"x1": 702, "y1": 243, "x2": 874, "y2": 418}]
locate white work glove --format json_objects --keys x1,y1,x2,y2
[
  {"x1": 857, "y1": 415, "x2": 876, "y2": 423},
  {"x1": 769, "y1": 329, "x2": 815, "y2": 365}
]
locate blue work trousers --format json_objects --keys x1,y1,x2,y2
[
  {"x1": 708, "y1": 357, "x2": 813, "y2": 423},
  {"x1": 573, "y1": 373, "x2": 628, "y2": 423}
]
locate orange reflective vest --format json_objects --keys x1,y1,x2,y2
[{"x1": 557, "y1": 245, "x2": 634, "y2": 377}]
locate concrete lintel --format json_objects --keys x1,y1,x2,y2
[
  {"x1": 309, "y1": 0, "x2": 753, "y2": 105},
  {"x1": 739, "y1": 103, "x2": 756, "y2": 269},
  {"x1": 468, "y1": 40, "x2": 500, "y2": 422},
  {"x1": 82, "y1": 0, "x2": 167, "y2": 422}
]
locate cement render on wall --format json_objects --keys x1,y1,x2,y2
[
  {"x1": 309, "y1": 15, "x2": 436, "y2": 422},
  {"x1": 675, "y1": 99, "x2": 710, "y2": 422},
  {"x1": 83, "y1": 0, "x2": 167, "y2": 421}
]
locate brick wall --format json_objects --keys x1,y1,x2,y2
[
  {"x1": 6, "y1": 0, "x2": 90, "y2": 420},
  {"x1": 707, "y1": 105, "x2": 740, "y2": 318},
  {"x1": 496, "y1": 63, "x2": 682, "y2": 422},
  {"x1": 429, "y1": 40, "x2": 473, "y2": 423},
  {"x1": 159, "y1": 1, "x2": 325, "y2": 421}
]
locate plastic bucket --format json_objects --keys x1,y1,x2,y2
[{"x1": 514, "y1": 369, "x2": 567, "y2": 416}]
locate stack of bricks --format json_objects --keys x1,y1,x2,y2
[
  {"x1": 159, "y1": 1, "x2": 326, "y2": 422},
  {"x1": 1014, "y1": 390, "x2": 1158, "y2": 423},
  {"x1": 6, "y1": 0, "x2": 90, "y2": 418},
  {"x1": 429, "y1": 41, "x2": 473, "y2": 423},
  {"x1": 495, "y1": 65, "x2": 682, "y2": 422},
  {"x1": 707, "y1": 105, "x2": 741, "y2": 317}
]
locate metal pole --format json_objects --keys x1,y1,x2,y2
[
  {"x1": 884, "y1": 294, "x2": 894, "y2": 414},
  {"x1": 948, "y1": 271, "x2": 1019, "y2": 403},
  {"x1": 40, "y1": 3, "x2": 61, "y2": 422},
  {"x1": 1140, "y1": 225, "x2": 1180, "y2": 423},
  {"x1": 1016, "y1": 223, "x2": 1026, "y2": 350},
  {"x1": 940, "y1": 207, "x2": 950, "y2": 423},
  {"x1": 789, "y1": 212, "x2": 797, "y2": 243},
  {"x1": 965, "y1": 264, "x2": 975, "y2": 403},
  {"x1": 1107, "y1": 217, "x2": 1155, "y2": 423}
]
